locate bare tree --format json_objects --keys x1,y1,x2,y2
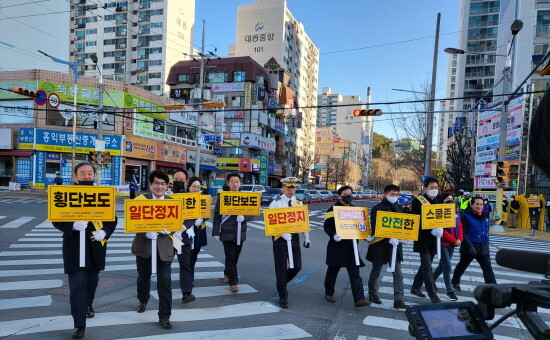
[
  {"x1": 295, "y1": 150, "x2": 316, "y2": 182},
  {"x1": 445, "y1": 127, "x2": 473, "y2": 191}
]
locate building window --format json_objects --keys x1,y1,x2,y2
[
  {"x1": 85, "y1": 41, "x2": 96, "y2": 47},
  {"x1": 75, "y1": 30, "x2": 85, "y2": 40},
  {"x1": 86, "y1": 29, "x2": 97, "y2": 34},
  {"x1": 104, "y1": 27, "x2": 116, "y2": 33},
  {"x1": 177, "y1": 74, "x2": 189, "y2": 84},
  {"x1": 233, "y1": 71, "x2": 246, "y2": 81},
  {"x1": 206, "y1": 72, "x2": 228, "y2": 83}
]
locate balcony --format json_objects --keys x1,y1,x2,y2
[
  {"x1": 466, "y1": 55, "x2": 497, "y2": 65},
  {"x1": 467, "y1": 32, "x2": 498, "y2": 40},
  {"x1": 470, "y1": 7, "x2": 500, "y2": 15},
  {"x1": 535, "y1": 25, "x2": 550, "y2": 38},
  {"x1": 116, "y1": 43, "x2": 126, "y2": 49},
  {"x1": 469, "y1": 20, "x2": 499, "y2": 28},
  {"x1": 465, "y1": 71, "x2": 494, "y2": 78}
]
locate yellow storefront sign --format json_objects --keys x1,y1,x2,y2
[
  {"x1": 124, "y1": 199, "x2": 183, "y2": 233},
  {"x1": 219, "y1": 192, "x2": 261, "y2": 216},
  {"x1": 200, "y1": 195, "x2": 212, "y2": 218},
  {"x1": 333, "y1": 206, "x2": 370, "y2": 239},
  {"x1": 47, "y1": 185, "x2": 116, "y2": 222},
  {"x1": 375, "y1": 211, "x2": 420, "y2": 241},
  {"x1": 264, "y1": 206, "x2": 310, "y2": 236},
  {"x1": 421, "y1": 203, "x2": 456, "y2": 229},
  {"x1": 167, "y1": 192, "x2": 201, "y2": 220}
]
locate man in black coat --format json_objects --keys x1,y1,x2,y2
[
  {"x1": 367, "y1": 184, "x2": 406, "y2": 309},
  {"x1": 52, "y1": 162, "x2": 117, "y2": 339},
  {"x1": 323, "y1": 185, "x2": 369, "y2": 307}
]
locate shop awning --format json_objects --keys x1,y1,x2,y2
[
  {"x1": 187, "y1": 162, "x2": 220, "y2": 171},
  {"x1": 268, "y1": 175, "x2": 284, "y2": 180},
  {"x1": 0, "y1": 150, "x2": 34, "y2": 156},
  {"x1": 156, "y1": 161, "x2": 186, "y2": 169}
]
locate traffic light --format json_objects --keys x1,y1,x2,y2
[
  {"x1": 11, "y1": 86, "x2": 41, "y2": 99},
  {"x1": 102, "y1": 152, "x2": 112, "y2": 168},
  {"x1": 353, "y1": 109, "x2": 382, "y2": 116},
  {"x1": 495, "y1": 161, "x2": 510, "y2": 185},
  {"x1": 89, "y1": 151, "x2": 98, "y2": 166},
  {"x1": 509, "y1": 163, "x2": 519, "y2": 187}
]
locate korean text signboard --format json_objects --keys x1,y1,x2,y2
[
  {"x1": 374, "y1": 211, "x2": 420, "y2": 241},
  {"x1": 48, "y1": 186, "x2": 116, "y2": 221},
  {"x1": 264, "y1": 206, "x2": 310, "y2": 236},
  {"x1": 200, "y1": 195, "x2": 212, "y2": 218},
  {"x1": 219, "y1": 192, "x2": 261, "y2": 216},
  {"x1": 167, "y1": 192, "x2": 201, "y2": 220},
  {"x1": 124, "y1": 199, "x2": 183, "y2": 233},
  {"x1": 333, "y1": 206, "x2": 370, "y2": 239},
  {"x1": 421, "y1": 204, "x2": 456, "y2": 229}
]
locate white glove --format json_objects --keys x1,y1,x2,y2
[
  {"x1": 213, "y1": 235, "x2": 220, "y2": 241},
  {"x1": 281, "y1": 234, "x2": 292, "y2": 241},
  {"x1": 333, "y1": 234, "x2": 342, "y2": 242},
  {"x1": 194, "y1": 218, "x2": 203, "y2": 227},
  {"x1": 430, "y1": 228, "x2": 443, "y2": 238},
  {"x1": 366, "y1": 236, "x2": 375, "y2": 242},
  {"x1": 389, "y1": 238, "x2": 399, "y2": 247},
  {"x1": 186, "y1": 227, "x2": 195, "y2": 238},
  {"x1": 72, "y1": 221, "x2": 88, "y2": 231},
  {"x1": 173, "y1": 231, "x2": 183, "y2": 241},
  {"x1": 303, "y1": 238, "x2": 311, "y2": 248},
  {"x1": 91, "y1": 230, "x2": 106, "y2": 241},
  {"x1": 236, "y1": 215, "x2": 245, "y2": 223},
  {"x1": 159, "y1": 230, "x2": 171, "y2": 235},
  {"x1": 146, "y1": 232, "x2": 158, "y2": 240}
]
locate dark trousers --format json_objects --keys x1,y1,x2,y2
[
  {"x1": 412, "y1": 251, "x2": 437, "y2": 298},
  {"x1": 433, "y1": 246, "x2": 456, "y2": 292},
  {"x1": 136, "y1": 254, "x2": 172, "y2": 319},
  {"x1": 190, "y1": 247, "x2": 201, "y2": 281},
  {"x1": 324, "y1": 265, "x2": 365, "y2": 303},
  {"x1": 68, "y1": 269, "x2": 99, "y2": 328},
  {"x1": 222, "y1": 241, "x2": 243, "y2": 285},
  {"x1": 273, "y1": 234, "x2": 302, "y2": 300},
  {"x1": 177, "y1": 244, "x2": 193, "y2": 294},
  {"x1": 452, "y1": 252, "x2": 496, "y2": 285},
  {"x1": 368, "y1": 261, "x2": 404, "y2": 302}
]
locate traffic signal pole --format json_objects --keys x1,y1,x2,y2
[
  {"x1": 96, "y1": 74, "x2": 104, "y2": 185},
  {"x1": 424, "y1": 13, "x2": 440, "y2": 176}
]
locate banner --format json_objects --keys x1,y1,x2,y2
[
  {"x1": 333, "y1": 206, "x2": 370, "y2": 239},
  {"x1": 475, "y1": 177, "x2": 497, "y2": 189},
  {"x1": 219, "y1": 192, "x2": 261, "y2": 216},
  {"x1": 476, "y1": 149, "x2": 496, "y2": 164},
  {"x1": 19, "y1": 128, "x2": 121, "y2": 155},
  {"x1": 374, "y1": 211, "x2": 419, "y2": 240},
  {"x1": 421, "y1": 204, "x2": 456, "y2": 229},
  {"x1": 124, "y1": 199, "x2": 183, "y2": 233},
  {"x1": 201, "y1": 195, "x2": 212, "y2": 218},
  {"x1": 167, "y1": 192, "x2": 201, "y2": 220},
  {"x1": 48, "y1": 185, "x2": 116, "y2": 221},
  {"x1": 264, "y1": 206, "x2": 310, "y2": 236}
]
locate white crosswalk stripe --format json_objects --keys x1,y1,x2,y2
[
  {"x1": 0, "y1": 217, "x2": 36, "y2": 229},
  {"x1": 0, "y1": 199, "x2": 47, "y2": 204}
]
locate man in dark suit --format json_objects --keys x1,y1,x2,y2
[
  {"x1": 131, "y1": 170, "x2": 175, "y2": 330},
  {"x1": 323, "y1": 185, "x2": 369, "y2": 307},
  {"x1": 367, "y1": 184, "x2": 406, "y2": 309},
  {"x1": 52, "y1": 162, "x2": 117, "y2": 339}
]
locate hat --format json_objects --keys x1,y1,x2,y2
[
  {"x1": 465, "y1": 192, "x2": 470, "y2": 195},
  {"x1": 281, "y1": 177, "x2": 299, "y2": 187}
]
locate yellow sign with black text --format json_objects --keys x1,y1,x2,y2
[
  {"x1": 421, "y1": 203, "x2": 456, "y2": 229},
  {"x1": 200, "y1": 195, "x2": 212, "y2": 218},
  {"x1": 374, "y1": 211, "x2": 420, "y2": 241},
  {"x1": 124, "y1": 199, "x2": 183, "y2": 233},
  {"x1": 47, "y1": 185, "x2": 116, "y2": 222},
  {"x1": 167, "y1": 192, "x2": 201, "y2": 220},
  {"x1": 264, "y1": 206, "x2": 310, "y2": 236},
  {"x1": 333, "y1": 206, "x2": 370, "y2": 239},
  {"x1": 219, "y1": 192, "x2": 261, "y2": 216}
]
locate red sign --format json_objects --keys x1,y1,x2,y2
[{"x1": 239, "y1": 158, "x2": 252, "y2": 172}]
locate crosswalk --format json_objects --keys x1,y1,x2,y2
[{"x1": 0, "y1": 198, "x2": 48, "y2": 204}]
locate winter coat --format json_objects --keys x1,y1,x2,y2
[
  {"x1": 460, "y1": 208, "x2": 490, "y2": 256},
  {"x1": 212, "y1": 192, "x2": 255, "y2": 243},
  {"x1": 441, "y1": 215, "x2": 463, "y2": 247},
  {"x1": 412, "y1": 194, "x2": 439, "y2": 254},
  {"x1": 366, "y1": 197, "x2": 403, "y2": 265}
]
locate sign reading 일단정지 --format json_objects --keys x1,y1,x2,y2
[
  {"x1": 47, "y1": 185, "x2": 116, "y2": 222},
  {"x1": 219, "y1": 192, "x2": 261, "y2": 216},
  {"x1": 124, "y1": 199, "x2": 183, "y2": 233},
  {"x1": 263, "y1": 206, "x2": 310, "y2": 236},
  {"x1": 333, "y1": 206, "x2": 370, "y2": 240}
]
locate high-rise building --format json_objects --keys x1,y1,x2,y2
[
  {"x1": 69, "y1": 0, "x2": 195, "y2": 95},
  {"x1": 233, "y1": 0, "x2": 319, "y2": 168}
]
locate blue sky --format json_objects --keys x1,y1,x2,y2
[{"x1": 195, "y1": 0, "x2": 462, "y2": 137}]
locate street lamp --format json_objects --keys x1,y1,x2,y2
[{"x1": 443, "y1": 47, "x2": 507, "y2": 57}]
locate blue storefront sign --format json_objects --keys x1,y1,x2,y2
[
  {"x1": 15, "y1": 159, "x2": 32, "y2": 186},
  {"x1": 35, "y1": 151, "x2": 46, "y2": 187},
  {"x1": 19, "y1": 128, "x2": 121, "y2": 155},
  {"x1": 113, "y1": 156, "x2": 121, "y2": 186}
]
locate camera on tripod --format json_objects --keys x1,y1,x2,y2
[{"x1": 406, "y1": 248, "x2": 550, "y2": 339}]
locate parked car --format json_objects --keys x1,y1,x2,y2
[
  {"x1": 331, "y1": 190, "x2": 339, "y2": 200},
  {"x1": 319, "y1": 190, "x2": 332, "y2": 201},
  {"x1": 309, "y1": 190, "x2": 322, "y2": 202},
  {"x1": 263, "y1": 186, "x2": 271, "y2": 191},
  {"x1": 364, "y1": 190, "x2": 377, "y2": 198},
  {"x1": 295, "y1": 189, "x2": 311, "y2": 204},
  {"x1": 240, "y1": 184, "x2": 266, "y2": 194},
  {"x1": 262, "y1": 188, "x2": 282, "y2": 205},
  {"x1": 352, "y1": 191, "x2": 361, "y2": 199}
]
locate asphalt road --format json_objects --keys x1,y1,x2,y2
[{"x1": 0, "y1": 195, "x2": 546, "y2": 339}]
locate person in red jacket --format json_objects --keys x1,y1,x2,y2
[{"x1": 433, "y1": 192, "x2": 463, "y2": 301}]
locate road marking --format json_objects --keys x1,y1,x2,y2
[
  {"x1": 0, "y1": 301, "x2": 280, "y2": 336},
  {"x1": 10, "y1": 243, "x2": 132, "y2": 248},
  {"x1": 0, "y1": 296, "x2": 52, "y2": 310},
  {"x1": 0, "y1": 279, "x2": 62, "y2": 291},
  {"x1": 33, "y1": 219, "x2": 54, "y2": 229},
  {"x1": 0, "y1": 217, "x2": 35, "y2": 229},
  {"x1": 153, "y1": 271, "x2": 225, "y2": 282},
  {"x1": 0, "y1": 216, "x2": 5, "y2": 220},
  {"x1": 151, "y1": 284, "x2": 257, "y2": 300},
  {"x1": 116, "y1": 324, "x2": 311, "y2": 340}
]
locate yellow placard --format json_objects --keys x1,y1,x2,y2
[
  {"x1": 333, "y1": 206, "x2": 370, "y2": 239},
  {"x1": 200, "y1": 195, "x2": 212, "y2": 218},
  {"x1": 421, "y1": 203, "x2": 456, "y2": 229},
  {"x1": 375, "y1": 211, "x2": 420, "y2": 241},
  {"x1": 219, "y1": 191, "x2": 261, "y2": 216},
  {"x1": 167, "y1": 192, "x2": 201, "y2": 220},
  {"x1": 264, "y1": 206, "x2": 310, "y2": 236},
  {"x1": 124, "y1": 199, "x2": 183, "y2": 233},
  {"x1": 527, "y1": 198, "x2": 541, "y2": 208},
  {"x1": 48, "y1": 185, "x2": 116, "y2": 222}
]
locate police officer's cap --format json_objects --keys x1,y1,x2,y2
[{"x1": 281, "y1": 177, "x2": 299, "y2": 187}]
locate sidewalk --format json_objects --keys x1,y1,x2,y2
[{"x1": 491, "y1": 226, "x2": 550, "y2": 241}]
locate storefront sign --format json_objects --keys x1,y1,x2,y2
[
  {"x1": 170, "y1": 109, "x2": 198, "y2": 126},
  {"x1": 187, "y1": 152, "x2": 217, "y2": 167},
  {"x1": 16, "y1": 158, "x2": 32, "y2": 186},
  {"x1": 239, "y1": 158, "x2": 252, "y2": 172},
  {"x1": 421, "y1": 204, "x2": 455, "y2": 229},
  {"x1": 476, "y1": 149, "x2": 496, "y2": 164},
  {"x1": 200, "y1": 112, "x2": 216, "y2": 133},
  {"x1": 35, "y1": 151, "x2": 45, "y2": 189},
  {"x1": 124, "y1": 199, "x2": 183, "y2": 233},
  {"x1": 134, "y1": 113, "x2": 164, "y2": 140},
  {"x1": 333, "y1": 206, "x2": 370, "y2": 239},
  {"x1": 18, "y1": 128, "x2": 121, "y2": 155},
  {"x1": 219, "y1": 192, "x2": 261, "y2": 216},
  {"x1": 113, "y1": 156, "x2": 121, "y2": 186},
  {"x1": 478, "y1": 109, "x2": 501, "y2": 124},
  {"x1": 224, "y1": 111, "x2": 244, "y2": 119},
  {"x1": 374, "y1": 211, "x2": 419, "y2": 241},
  {"x1": 475, "y1": 177, "x2": 497, "y2": 189},
  {"x1": 258, "y1": 154, "x2": 268, "y2": 186},
  {"x1": 124, "y1": 136, "x2": 156, "y2": 160},
  {"x1": 0, "y1": 129, "x2": 12, "y2": 149},
  {"x1": 264, "y1": 206, "x2": 310, "y2": 236},
  {"x1": 1, "y1": 100, "x2": 34, "y2": 124},
  {"x1": 240, "y1": 133, "x2": 276, "y2": 152},
  {"x1": 38, "y1": 81, "x2": 124, "y2": 108},
  {"x1": 157, "y1": 142, "x2": 186, "y2": 164},
  {"x1": 210, "y1": 82, "x2": 245, "y2": 92}
]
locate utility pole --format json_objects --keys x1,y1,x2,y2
[
  {"x1": 194, "y1": 20, "x2": 206, "y2": 178},
  {"x1": 424, "y1": 13, "x2": 440, "y2": 176},
  {"x1": 91, "y1": 54, "x2": 104, "y2": 185}
]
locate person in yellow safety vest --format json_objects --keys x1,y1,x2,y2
[{"x1": 458, "y1": 192, "x2": 472, "y2": 211}]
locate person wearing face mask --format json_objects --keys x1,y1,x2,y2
[
  {"x1": 323, "y1": 185, "x2": 369, "y2": 308},
  {"x1": 482, "y1": 199, "x2": 492, "y2": 221},
  {"x1": 433, "y1": 192, "x2": 463, "y2": 301},
  {"x1": 52, "y1": 162, "x2": 118, "y2": 339},
  {"x1": 171, "y1": 169, "x2": 188, "y2": 194},
  {"x1": 410, "y1": 177, "x2": 443, "y2": 303},
  {"x1": 366, "y1": 184, "x2": 406, "y2": 309}
]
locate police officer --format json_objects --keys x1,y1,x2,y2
[{"x1": 268, "y1": 177, "x2": 311, "y2": 308}]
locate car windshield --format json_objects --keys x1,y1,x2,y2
[
  {"x1": 296, "y1": 189, "x2": 305, "y2": 194},
  {"x1": 321, "y1": 191, "x2": 329, "y2": 194},
  {"x1": 332, "y1": 191, "x2": 338, "y2": 194},
  {"x1": 240, "y1": 185, "x2": 253, "y2": 191},
  {"x1": 267, "y1": 189, "x2": 282, "y2": 194}
]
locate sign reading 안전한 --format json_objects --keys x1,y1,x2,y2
[{"x1": 374, "y1": 211, "x2": 420, "y2": 241}]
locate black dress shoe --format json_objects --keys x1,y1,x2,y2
[
  {"x1": 279, "y1": 298, "x2": 288, "y2": 309},
  {"x1": 159, "y1": 319, "x2": 172, "y2": 329},
  {"x1": 410, "y1": 288, "x2": 426, "y2": 298},
  {"x1": 369, "y1": 294, "x2": 382, "y2": 304},
  {"x1": 137, "y1": 302, "x2": 147, "y2": 313},
  {"x1": 393, "y1": 300, "x2": 407, "y2": 309},
  {"x1": 86, "y1": 306, "x2": 95, "y2": 318},
  {"x1": 182, "y1": 293, "x2": 196, "y2": 304},
  {"x1": 72, "y1": 327, "x2": 85, "y2": 339},
  {"x1": 452, "y1": 283, "x2": 461, "y2": 291},
  {"x1": 430, "y1": 296, "x2": 442, "y2": 303}
]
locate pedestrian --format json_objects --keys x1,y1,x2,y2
[
  {"x1": 268, "y1": 176, "x2": 311, "y2": 309},
  {"x1": 509, "y1": 195, "x2": 520, "y2": 228},
  {"x1": 410, "y1": 176, "x2": 443, "y2": 303},
  {"x1": 529, "y1": 193, "x2": 542, "y2": 236},
  {"x1": 458, "y1": 192, "x2": 472, "y2": 214},
  {"x1": 323, "y1": 185, "x2": 369, "y2": 307},
  {"x1": 451, "y1": 196, "x2": 496, "y2": 291},
  {"x1": 433, "y1": 192, "x2": 463, "y2": 301},
  {"x1": 366, "y1": 184, "x2": 406, "y2": 309},
  {"x1": 482, "y1": 198, "x2": 492, "y2": 221},
  {"x1": 53, "y1": 172, "x2": 63, "y2": 185},
  {"x1": 131, "y1": 170, "x2": 175, "y2": 330},
  {"x1": 52, "y1": 162, "x2": 117, "y2": 339},
  {"x1": 172, "y1": 169, "x2": 188, "y2": 193},
  {"x1": 212, "y1": 173, "x2": 255, "y2": 292}
]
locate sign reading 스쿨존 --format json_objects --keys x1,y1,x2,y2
[
  {"x1": 124, "y1": 199, "x2": 183, "y2": 233},
  {"x1": 374, "y1": 211, "x2": 420, "y2": 241},
  {"x1": 263, "y1": 206, "x2": 310, "y2": 236},
  {"x1": 219, "y1": 192, "x2": 261, "y2": 216},
  {"x1": 421, "y1": 203, "x2": 456, "y2": 230},
  {"x1": 47, "y1": 185, "x2": 116, "y2": 222},
  {"x1": 167, "y1": 192, "x2": 201, "y2": 220},
  {"x1": 333, "y1": 206, "x2": 370, "y2": 240},
  {"x1": 200, "y1": 195, "x2": 212, "y2": 219}
]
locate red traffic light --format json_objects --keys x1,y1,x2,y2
[
  {"x1": 353, "y1": 109, "x2": 382, "y2": 116},
  {"x1": 11, "y1": 86, "x2": 40, "y2": 99}
]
